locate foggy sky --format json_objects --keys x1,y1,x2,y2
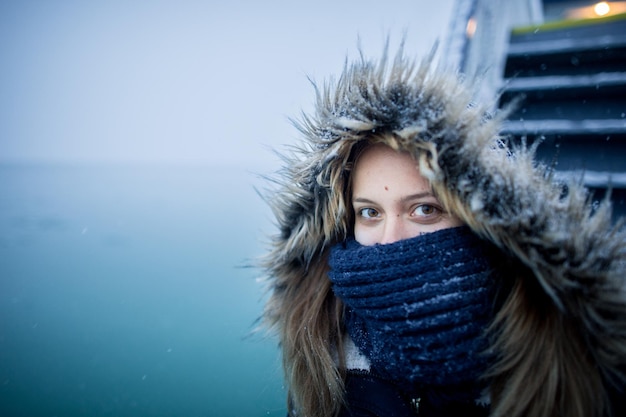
[{"x1": 0, "y1": 0, "x2": 454, "y2": 169}]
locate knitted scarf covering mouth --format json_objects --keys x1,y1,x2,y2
[{"x1": 328, "y1": 226, "x2": 499, "y2": 404}]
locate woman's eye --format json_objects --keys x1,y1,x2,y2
[
  {"x1": 413, "y1": 204, "x2": 441, "y2": 218},
  {"x1": 358, "y1": 208, "x2": 379, "y2": 219}
]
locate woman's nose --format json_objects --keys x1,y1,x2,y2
[{"x1": 380, "y1": 215, "x2": 406, "y2": 244}]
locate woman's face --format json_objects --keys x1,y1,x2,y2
[{"x1": 352, "y1": 144, "x2": 462, "y2": 246}]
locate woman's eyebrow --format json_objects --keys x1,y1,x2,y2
[
  {"x1": 352, "y1": 197, "x2": 376, "y2": 204},
  {"x1": 353, "y1": 192, "x2": 433, "y2": 205},
  {"x1": 400, "y1": 192, "x2": 434, "y2": 203}
]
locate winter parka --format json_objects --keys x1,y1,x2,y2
[{"x1": 261, "y1": 46, "x2": 626, "y2": 417}]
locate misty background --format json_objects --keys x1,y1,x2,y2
[
  {"x1": 0, "y1": 1, "x2": 454, "y2": 416},
  {"x1": 1, "y1": 0, "x2": 454, "y2": 168}
]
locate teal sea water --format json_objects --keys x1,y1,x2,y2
[{"x1": 0, "y1": 163, "x2": 286, "y2": 416}]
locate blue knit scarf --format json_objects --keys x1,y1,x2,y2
[{"x1": 328, "y1": 226, "x2": 499, "y2": 405}]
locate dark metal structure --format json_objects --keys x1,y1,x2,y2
[{"x1": 499, "y1": 14, "x2": 626, "y2": 219}]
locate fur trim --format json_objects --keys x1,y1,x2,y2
[{"x1": 262, "y1": 46, "x2": 626, "y2": 417}]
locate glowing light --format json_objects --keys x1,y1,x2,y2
[
  {"x1": 594, "y1": 1, "x2": 611, "y2": 16},
  {"x1": 466, "y1": 17, "x2": 477, "y2": 38},
  {"x1": 565, "y1": 1, "x2": 626, "y2": 19}
]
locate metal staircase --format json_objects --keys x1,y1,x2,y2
[{"x1": 499, "y1": 14, "x2": 626, "y2": 218}]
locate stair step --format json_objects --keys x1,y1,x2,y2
[
  {"x1": 504, "y1": 17, "x2": 626, "y2": 78},
  {"x1": 503, "y1": 72, "x2": 626, "y2": 92},
  {"x1": 509, "y1": 15, "x2": 626, "y2": 48},
  {"x1": 500, "y1": 72, "x2": 626, "y2": 119},
  {"x1": 553, "y1": 170, "x2": 626, "y2": 189},
  {"x1": 502, "y1": 119, "x2": 626, "y2": 135},
  {"x1": 501, "y1": 131, "x2": 626, "y2": 174},
  {"x1": 507, "y1": 34, "x2": 626, "y2": 57},
  {"x1": 504, "y1": 43, "x2": 626, "y2": 77}
]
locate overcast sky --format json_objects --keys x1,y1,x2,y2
[{"x1": 0, "y1": 0, "x2": 454, "y2": 169}]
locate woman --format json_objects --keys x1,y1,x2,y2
[{"x1": 260, "y1": 47, "x2": 626, "y2": 417}]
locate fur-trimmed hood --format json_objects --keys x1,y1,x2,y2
[{"x1": 262, "y1": 47, "x2": 626, "y2": 417}]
